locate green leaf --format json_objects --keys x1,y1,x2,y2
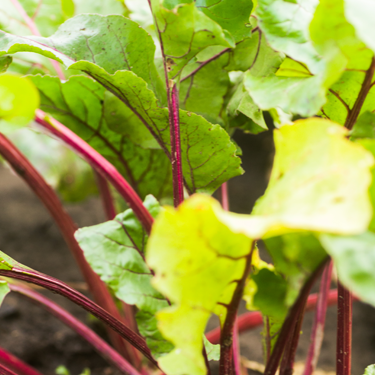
[
  {"x1": 227, "y1": 81, "x2": 267, "y2": 133},
  {"x1": 350, "y1": 112, "x2": 375, "y2": 140},
  {"x1": 354, "y1": 139, "x2": 375, "y2": 232},
  {"x1": 216, "y1": 118, "x2": 375, "y2": 238},
  {"x1": 195, "y1": 0, "x2": 253, "y2": 43},
  {"x1": 61, "y1": 0, "x2": 75, "y2": 18},
  {"x1": 0, "y1": 20, "x2": 243, "y2": 193},
  {"x1": 150, "y1": 0, "x2": 235, "y2": 78},
  {"x1": 0, "y1": 56, "x2": 12, "y2": 72},
  {"x1": 244, "y1": 73, "x2": 325, "y2": 117},
  {"x1": 30, "y1": 75, "x2": 173, "y2": 200},
  {"x1": 146, "y1": 194, "x2": 253, "y2": 375},
  {"x1": 264, "y1": 233, "x2": 327, "y2": 305},
  {"x1": 0, "y1": 0, "x2": 70, "y2": 37},
  {"x1": 363, "y1": 365, "x2": 375, "y2": 375},
  {"x1": 310, "y1": 0, "x2": 375, "y2": 127},
  {"x1": 0, "y1": 280, "x2": 10, "y2": 308},
  {"x1": 0, "y1": 14, "x2": 166, "y2": 101},
  {"x1": 255, "y1": 0, "x2": 321, "y2": 74},
  {"x1": 246, "y1": 0, "x2": 375, "y2": 119},
  {"x1": 251, "y1": 268, "x2": 288, "y2": 319},
  {"x1": 179, "y1": 51, "x2": 230, "y2": 125},
  {"x1": 345, "y1": 0, "x2": 375, "y2": 54},
  {"x1": 66, "y1": 63, "x2": 243, "y2": 194},
  {"x1": 0, "y1": 73, "x2": 39, "y2": 133},
  {"x1": 226, "y1": 31, "x2": 283, "y2": 75},
  {"x1": 320, "y1": 232, "x2": 375, "y2": 307},
  {"x1": 73, "y1": 0, "x2": 128, "y2": 16},
  {"x1": 75, "y1": 195, "x2": 173, "y2": 358},
  {"x1": 244, "y1": 233, "x2": 326, "y2": 355},
  {"x1": 203, "y1": 336, "x2": 220, "y2": 361}
]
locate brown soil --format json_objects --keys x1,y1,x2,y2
[{"x1": 0, "y1": 130, "x2": 374, "y2": 375}]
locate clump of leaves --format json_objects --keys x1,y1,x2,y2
[{"x1": 0, "y1": 1, "x2": 375, "y2": 375}]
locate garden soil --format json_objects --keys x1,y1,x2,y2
[{"x1": 0, "y1": 130, "x2": 374, "y2": 375}]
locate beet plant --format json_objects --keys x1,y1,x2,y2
[{"x1": 0, "y1": 0, "x2": 375, "y2": 375}]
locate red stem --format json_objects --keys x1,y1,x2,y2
[
  {"x1": 232, "y1": 319, "x2": 241, "y2": 375},
  {"x1": 148, "y1": 0, "x2": 184, "y2": 207},
  {"x1": 279, "y1": 300, "x2": 306, "y2": 375},
  {"x1": 303, "y1": 261, "x2": 333, "y2": 375},
  {"x1": 0, "y1": 268, "x2": 158, "y2": 368},
  {"x1": 0, "y1": 364, "x2": 17, "y2": 375},
  {"x1": 8, "y1": 283, "x2": 141, "y2": 375},
  {"x1": 336, "y1": 282, "x2": 352, "y2": 375},
  {"x1": 9, "y1": 0, "x2": 65, "y2": 80},
  {"x1": 264, "y1": 259, "x2": 328, "y2": 375},
  {"x1": 95, "y1": 171, "x2": 117, "y2": 220},
  {"x1": 0, "y1": 347, "x2": 42, "y2": 375},
  {"x1": 170, "y1": 84, "x2": 184, "y2": 206},
  {"x1": 219, "y1": 243, "x2": 255, "y2": 375},
  {"x1": 34, "y1": 110, "x2": 154, "y2": 234},
  {"x1": 95, "y1": 171, "x2": 143, "y2": 350},
  {"x1": 206, "y1": 288, "x2": 346, "y2": 344},
  {"x1": 180, "y1": 48, "x2": 231, "y2": 83},
  {"x1": 221, "y1": 182, "x2": 229, "y2": 211},
  {"x1": 0, "y1": 133, "x2": 132, "y2": 361}
]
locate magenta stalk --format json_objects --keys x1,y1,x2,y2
[
  {"x1": 0, "y1": 268, "x2": 158, "y2": 368},
  {"x1": 279, "y1": 302, "x2": 306, "y2": 375},
  {"x1": 219, "y1": 243, "x2": 255, "y2": 375},
  {"x1": 303, "y1": 261, "x2": 333, "y2": 375},
  {"x1": 95, "y1": 171, "x2": 117, "y2": 220},
  {"x1": 221, "y1": 182, "x2": 229, "y2": 212},
  {"x1": 34, "y1": 110, "x2": 154, "y2": 234},
  {"x1": 170, "y1": 84, "x2": 184, "y2": 207},
  {"x1": 264, "y1": 258, "x2": 328, "y2": 375},
  {"x1": 336, "y1": 282, "x2": 352, "y2": 375},
  {"x1": 0, "y1": 346, "x2": 42, "y2": 375},
  {"x1": 9, "y1": 283, "x2": 142, "y2": 375},
  {"x1": 206, "y1": 288, "x2": 346, "y2": 345},
  {"x1": 148, "y1": 0, "x2": 184, "y2": 207},
  {"x1": 0, "y1": 364, "x2": 17, "y2": 375},
  {"x1": 232, "y1": 319, "x2": 242, "y2": 375},
  {"x1": 9, "y1": 0, "x2": 65, "y2": 80},
  {"x1": 0, "y1": 133, "x2": 133, "y2": 361}
]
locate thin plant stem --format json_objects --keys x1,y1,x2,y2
[
  {"x1": 9, "y1": 0, "x2": 65, "y2": 80},
  {"x1": 220, "y1": 182, "x2": 241, "y2": 374},
  {"x1": 221, "y1": 182, "x2": 229, "y2": 211},
  {"x1": 95, "y1": 171, "x2": 117, "y2": 220},
  {"x1": 180, "y1": 48, "x2": 231, "y2": 83},
  {"x1": 95, "y1": 169, "x2": 147, "y2": 356},
  {"x1": 34, "y1": 110, "x2": 154, "y2": 234},
  {"x1": 0, "y1": 364, "x2": 17, "y2": 375},
  {"x1": 148, "y1": 0, "x2": 184, "y2": 207},
  {"x1": 336, "y1": 282, "x2": 352, "y2": 375},
  {"x1": 0, "y1": 133, "x2": 133, "y2": 362},
  {"x1": 170, "y1": 84, "x2": 184, "y2": 206},
  {"x1": 0, "y1": 346, "x2": 42, "y2": 375},
  {"x1": 8, "y1": 283, "x2": 142, "y2": 375},
  {"x1": 206, "y1": 288, "x2": 346, "y2": 344},
  {"x1": 344, "y1": 57, "x2": 375, "y2": 130},
  {"x1": 0, "y1": 268, "x2": 158, "y2": 368},
  {"x1": 264, "y1": 258, "x2": 328, "y2": 375},
  {"x1": 179, "y1": 27, "x2": 259, "y2": 83},
  {"x1": 279, "y1": 300, "x2": 306, "y2": 375},
  {"x1": 303, "y1": 261, "x2": 333, "y2": 375},
  {"x1": 232, "y1": 319, "x2": 242, "y2": 375},
  {"x1": 219, "y1": 242, "x2": 256, "y2": 375}
]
